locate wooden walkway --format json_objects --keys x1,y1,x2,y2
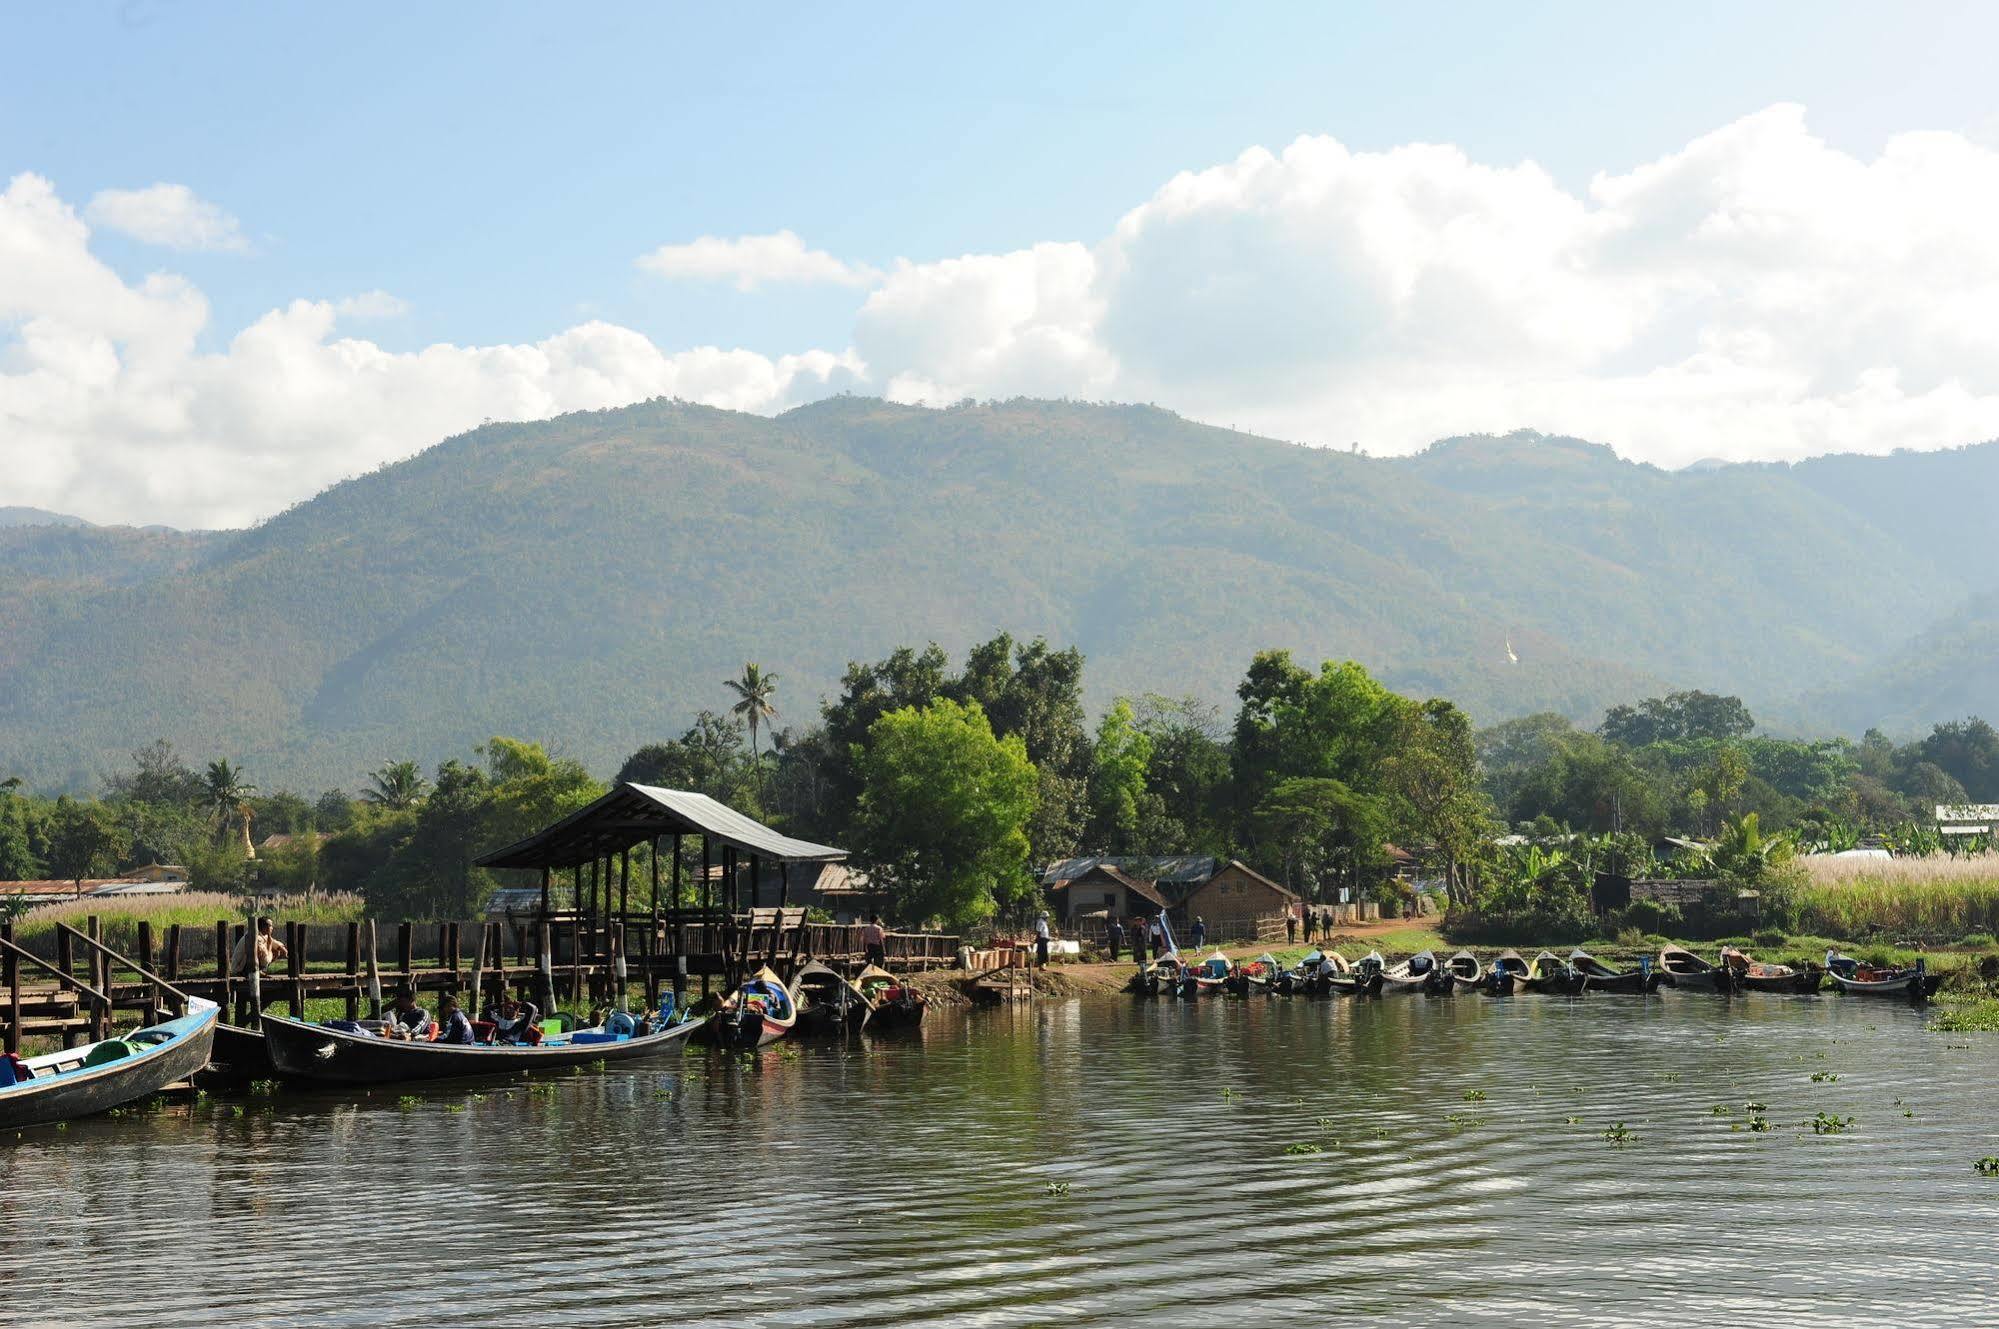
[{"x1": 1, "y1": 912, "x2": 960, "y2": 1052}]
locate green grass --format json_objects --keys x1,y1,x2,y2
[
  {"x1": 1931, "y1": 997, "x2": 1999, "y2": 1033},
  {"x1": 1796, "y1": 854, "x2": 1999, "y2": 939}
]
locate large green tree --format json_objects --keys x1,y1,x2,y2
[
  {"x1": 1087, "y1": 697, "x2": 1153, "y2": 853},
  {"x1": 851, "y1": 698, "x2": 1039, "y2": 929},
  {"x1": 724, "y1": 662, "x2": 780, "y2": 776}
]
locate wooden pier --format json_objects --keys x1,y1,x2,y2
[{"x1": 0, "y1": 911, "x2": 959, "y2": 1053}]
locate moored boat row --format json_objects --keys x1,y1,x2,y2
[{"x1": 1130, "y1": 943, "x2": 1943, "y2": 1002}]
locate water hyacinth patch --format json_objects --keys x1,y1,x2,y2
[
  {"x1": 1284, "y1": 1142, "x2": 1324, "y2": 1156},
  {"x1": 1975, "y1": 1157, "x2": 1999, "y2": 1176}
]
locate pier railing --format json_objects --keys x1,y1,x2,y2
[{"x1": 0, "y1": 911, "x2": 960, "y2": 1053}]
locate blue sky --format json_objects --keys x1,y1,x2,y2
[{"x1": 6, "y1": 2, "x2": 1999, "y2": 524}]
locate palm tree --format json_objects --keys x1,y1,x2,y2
[
  {"x1": 363, "y1": 759, "x2": 428, "y2": 810},
  {"x1": 203, "y1": 759, "x2": 256, "y2": 829},
  {"x1": 724, "y1": 663, "x2": 780, "y2": 776}
]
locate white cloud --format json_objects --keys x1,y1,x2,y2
[
  {"x1": 84, "y1": 182, "x2": 249, "y2": 253},
  {"x1": 11, "y1": 107, "x2": 1999, "y2": 527},
  {"x1": 0, "y1": 174, "x2": 861, "y2": 527},
  {"x1": 636, "y1": 229, "x2": 877, "y2": 290},
  {"x1": 333, "y1": 290, "x2": 410, "y2": 319}
]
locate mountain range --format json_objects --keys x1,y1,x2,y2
[{"x1": 2, "y1": 396, "x2": 1994, "y2": 792}]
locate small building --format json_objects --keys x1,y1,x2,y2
[
  {"x1": 1173, "y1": 860, "x2": 1301, "y2": 936},
  {"x1": 1045, "y1": 864, "x2": 1169, "y2": 927}
]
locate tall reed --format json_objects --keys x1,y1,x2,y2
[{"x1": 1795, "y1": 854, "x2": 1999, "y2": 939}]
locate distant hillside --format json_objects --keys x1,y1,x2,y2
[
  {"x1": 0, "y1": 399, "x2": 1994, "y2": 791},
  {"x1": 0, "y1": 506, "x2": 90, "y2": 528}
]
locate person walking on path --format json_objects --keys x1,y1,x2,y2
[
  {"x1": 1285, "y1": 907, "x2": 1298, "y2": 944},
  {"x1": 1107, "y1": 917, "x2": 1126, "y2": 963},
  {"x1": 1033, "y1": 912, "x2": 1052, "y2": 968},
  {"x1": 860, "y1": 915, "x2": 888, "y2": 968},
  {"x1": 1192, "y1": 916, "x2": 1208, "y2": 950}
]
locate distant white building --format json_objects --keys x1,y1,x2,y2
[{"x1": 1936, "y1": 804, "x2": 1999, "y2": 836}]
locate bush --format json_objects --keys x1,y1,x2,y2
[
  {"x1": 1615, "y1": 898, "x2": 1682, "y2": 936},
  {"x1": 1752, "y1": 927, "x2": 1788, "y2": 948},
  {"x1": 1960, "y1": 932, "x2": 1996, "y2": 949}
]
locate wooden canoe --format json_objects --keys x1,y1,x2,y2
[
  {"x1": 1718, "y1": 946, "x2": 1821, "y2": 994},
  {"x1": 1823, "y1": 950, "x2": 1942, "y2": 1000},
  {"x1": 853, "y1": 963, "x2": 927, "y2": 1029},
  {"x1": 792, "y1": 960, "x2": 872, "y2": 1036},
  {"x1": 701, "y1": 967, "x2": 800, "y2": 1046},
  {"x1": 0, "y1": 1000, "x2": 217, "y2": 1130},
  {"x1": 1325, "y1": 950, "x2": 1385, "y2": 997},
  {"x1": 1483, "y1": 949, "x2": 1531, "y2": 995},
  {"x1": 264, "y1": 1008, "x2": 705, "y2": 1084},
  {"x1": 1379, "y1": 950, "x2": 1440, "y2": 995},
  {"x1": 1440, "y1": 950, "x2": 1483, "y2": 994},
  {"x1": 1523, "y1": 950, "x2": 1582, "y2": 995},
  {"x1": 1658, "y1": 944, "x2": 1732, "y2": 993},
  {"x1": 1568, "y1": 949, "x2": 1660, "y2": 994}
]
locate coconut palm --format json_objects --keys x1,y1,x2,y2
[
  {"x1": 203, "y1": 759, "x2": 256, "y2": 829},
  {"x1": 363, "y1": 759, "x2": 429, "y2": 810},
  {"x1": 724, "y1": 663, "x2": 779, "y2": 776}
]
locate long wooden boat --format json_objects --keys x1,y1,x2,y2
[
  {"x1": 1483, "y1": 949, "x2": 1531, "y2": 995},
  {"x1": 853, "y1": 963, "x2": 927, "y2": 1029},
  {"x1": 1274, "y1": 949, "x2": 1347, "y2": 995},
  {"x1": 792, "y1": 960, "x2": 872, "y2": 1036},
  {"x1": 1658, "y1": 944, "x2": 1732, "y2": 992},
  {"x1": 1326, "y1": 950, "x2": 1385, "y2": 997},
  {"x1": 206, "y1": 1020, "x2": 275, "y2": 1082},
  {"x1": 1379, "y1": 950, "x2": 1440, "y2": 995},
  {"x1": 1823, "y1": 950, "x2": 1942, "y2": 1000},
  {"x1": 1568, "y1": 949, "x2": 1661, "y2": 994},
  {"x1": 1224, "y1": 954, "x2": 1281, "y2": 996},
  {"x1": 1439, "y1": 950, "x2": 1483, "y2": 994},
  {"x1": 1719, "y1": 947, "x2": 1821, "y2": 994},
  {"x1": 1190, "y1": 951, "x2": 1232, "y2": 997},
  {"x1": 0, "y1": 999, "x2": 217, "y2": 1129},
  {"x1": 264, "y1": 1007, "x2": 704, "y2": 1084},
  {"x1": 700, "y1": 967, "x2": 800, "y2": 1046},
  {"x1": 1523, "y1": 950, "x2": 1582, "y2": 995}
]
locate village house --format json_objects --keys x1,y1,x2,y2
[{"x1": 1039, "y1": 855, "x2": 1300, "y2": 941}]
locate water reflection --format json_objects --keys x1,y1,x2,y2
[{"x1": 7, "y1": 996, "x2": 1998, "y2": 1327}]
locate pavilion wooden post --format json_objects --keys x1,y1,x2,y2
[
  {"x1": 537, "y1": 919, "x2": 555, "y2": 1014},
  {"x1": 243, "y1": 903, "x2": 262, "y2": 1033},
  {"x1": 571, "y1": 863, "x2": 582, "y2": 921},
  {"x1": 649, "y1": 837, "x2": 662, "y2": 1000},
  {"x1": 469, "y1": 923, "x2": 488, "y2": 1015},
  {"x1": 397, "y1": 923, "x2": 413, "y2": 993},
  {"x1": 569, "y1": 917, "x2": 583, "y2": 1011},
  {"x1": 540, "y1": 865, "x2": 551, "y2": 920},
  {"x1": 215, "y1": 920, "x2": 232, "y2": 1028},
  {"x1": 137, "y1": 920, "x2": 158, "y2": 1017},
  {"x1": 701, "y1": 835, "x2": 714, "y2": 994}
]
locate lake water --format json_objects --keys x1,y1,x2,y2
[{"x1": 9, "y1": 992, "x2": 1999, "y2": 1328}]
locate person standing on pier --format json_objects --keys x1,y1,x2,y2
[
  {"x1": 1033, "y1": 912, "x2": 1051, "y2": 968},
  {"x1": 1107, "y1": 916, "x2": 1126, "y2": 963},
  {"x1": 860, "y1": 914, "x2": 888, "y2": 968},
  {"x1": 230, "y1": 917, "x2": 289, "y2": 1023}
]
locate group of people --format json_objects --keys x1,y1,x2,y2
[
  {"x1": 1283, "y1": 903, "x2": 1346, "y2": 944},
  {"x1": 1099, "y1": 913, "x2": 1207, "y2": 964}
]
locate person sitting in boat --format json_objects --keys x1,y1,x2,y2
[
  {"x1": 383, "y1": 987, "x2": 432, "y2": 1040},
  {"x1": 480, "y1": 992, "x2": 541, "y2": 1044},
  {"x1": 432, "y1": 992, "x2": 476, "y2": 1045},
  {"x1": 860, "y1": 915, "x2": 888, "y2": 967}
]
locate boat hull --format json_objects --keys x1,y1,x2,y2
[
  {"x1": 263, "y1": 1012, "x2": 704, "y2": 1084},
  {"x1": 1828, "y1": 971, "x2": 1942, "y2": 999},
  {"x1": 0, "y1": 1005, "x2": 217, "y2": 1129}
]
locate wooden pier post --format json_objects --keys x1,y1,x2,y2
[
  {"x1": 537, "y1": 919, "x2": 555, "y2": 1014},
  {"x1": 137, "y1": 920, "x2": 158, "y2": 1017},
  {"x1": 397, "y1": 923, "x2": 413, "y2": 993},
  {"x1": 216, "y1": 920, "x2": 232, "y2": 1027},
  {"x1": 365, "y1": 920, "x2": 383, "y2": 1019},
  {"x1": 344, "y1": 923, "x2": 362, "y2": 1020},
  {"x1": 469, "y1": 923, "x2": 488, "y2": 1015},
  {"x1": 2, "y1": 921, "x2": 18, "y2": 1054},
  {"x1": 287, "y1": 921, "x2": 306, "y2": 1018},
  {"x1": 243, "y1": 902, "x2": 262, "y2": 1029},
  {"x1": 569, "y1": 918, "x2": 583, "y2": 1011}
]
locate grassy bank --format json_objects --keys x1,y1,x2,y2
[
  {"x1": 10, "y1": 892, "x2": 368, "y2": 950},
  {"x1": 1794, "y1": 853, "x2": 1999, "y2": 941}
]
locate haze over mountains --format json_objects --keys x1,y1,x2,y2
[{"x1": 1, "y1": 397, "x2": 1993, "y2": 793}]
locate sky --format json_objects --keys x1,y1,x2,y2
[{"x1": 5, "y1": 1, "x2": 1999, "y2": 527}]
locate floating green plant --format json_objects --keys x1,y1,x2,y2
[
  {"x1": 1463, "y1": 1089, "x2": 1487, "y2": 1102},
  {"x1": 1045, "y1": 1181, "x2": 1071, "y2": 1196},
  {"x1": 1810, "y1": 1112, "x2": 1855, "y2": 1135},
  {"x1": 1745, "y1": 1101, "x2": 1767, "y2": 1112},
  {"x1": 397, "y1": 1096, "x2": 419, "y2": 1109},
  {"x1": 1809, "y1": 1071, "x2": 1840, "y2": 1083},
  {"x1": 1315, "y1": 1115, "x2": 1336, "y2": 1128},
  {"x1": 1601, "y1": 1122, "x2": 1633, "y2": 1144},
  {"x1": 1564, "y1": 1116, "x2": 1583, "y2": 1125},
  {"x1": 1747, "y1": 1115, "x2": 1773, "y2": 1133},
  {"x1": 1284, "y1": 1141, "x2": 1325, "y2": 1156},
  {"x1": 1975, "y1": 1157, "x2": 1999, "y2": 1176},
  {"x1": 1710, "y1": 1104, "x2": 1733, "y2": 1116},
  {"x1": 1446, "y1": 1112, "x2": 1476, "y2": 1128}
]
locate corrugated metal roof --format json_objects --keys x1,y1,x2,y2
[{"x1": 475, "y1": 782, "x2": 846, "y2": 870}]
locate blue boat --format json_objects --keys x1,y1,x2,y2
[{"x1": 0, "y1": 999, "x2": 218, "y2": 1130}]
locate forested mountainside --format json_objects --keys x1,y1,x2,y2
[{"x1": 1, "y1": 396, "x2": 1992, "y2": 791}]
